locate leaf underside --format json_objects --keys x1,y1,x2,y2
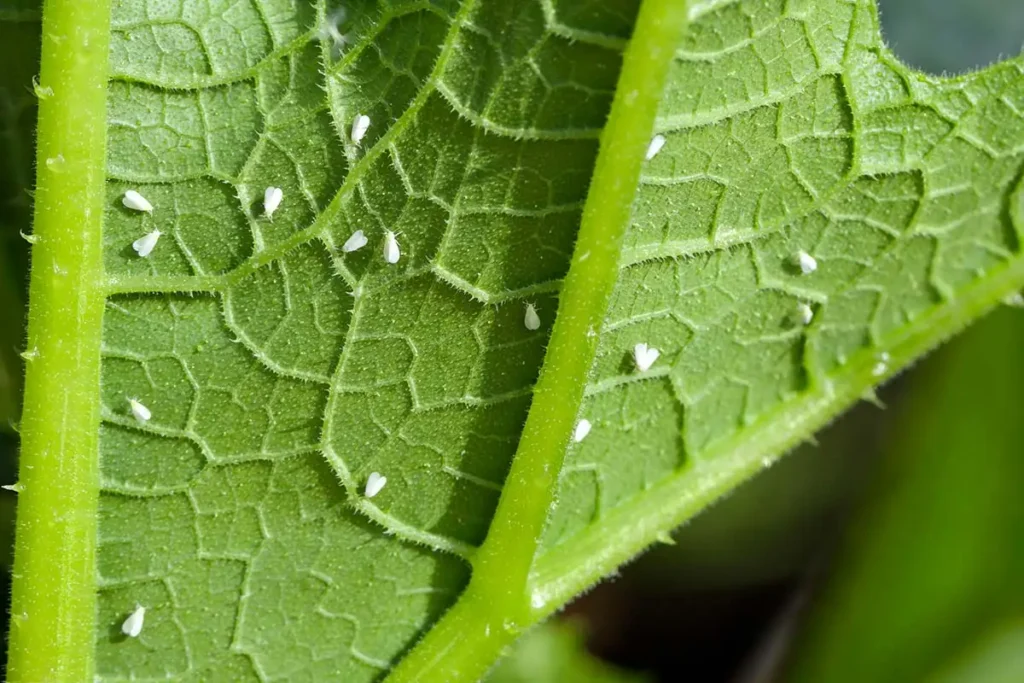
[{"x1": 12, "y1": 0, "x2": 1024, "y2": 678}]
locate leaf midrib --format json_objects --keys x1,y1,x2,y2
[
  {"x1": 387, "y1": 0, "x2": 1024, "y2": 677},
  {"x1": 528, "y1": 0, "x2": 1024, "y2": 619},
  {"x1": 384, "y1": 0, "x2": 691, "y2": 679}
]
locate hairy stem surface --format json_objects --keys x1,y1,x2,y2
[{"x1": 7, "y1": 0, "x2": 111, "y2": 680}]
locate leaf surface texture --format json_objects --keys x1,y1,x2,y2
[{"x1": 19, "y1": 0, "x2": 1022, "y2": 677}]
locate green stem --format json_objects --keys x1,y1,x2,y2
[
  {"x1": 6, "y1": 0, "x2": 111, "y2": 680},
  {"x1": 385, "y1": 0, "x2": 687, "y2": 680}
]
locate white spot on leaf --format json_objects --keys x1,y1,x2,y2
[
  {"x1": 121, "y1": 604, "x2": 145, "y2": 638},
  {"x1": 383, "y1": 231, "x2": 401, "y2": 264},
  {"x1": 795, "y1": 250, "x2": 817, "y2": 275},
  {"x1": 872, "y1": 352, "x2": 890, "y2": 377},
  {"x1": 351, "y1": 114, "x2": 371, "y2": 144},
  {"x1": 633, "y1": 343, "x2": 660, "y2": 372},
  {"x1": 122, "y1": 190, "x2": 153, "y2": 213},
  {"x1": 573, "y1": 419, "x2": 591, "y2": 443},
  {"x1": 365, "y1": 472, "x2": 387, "y2": 498},
  {"x1": 263, "y1": 186, "x2": 283, "y2": 218},
  {"x1": 132, "y1": 229, "x2": 162, "y2": 258},
  {"x1": 524, "y1": 303, "x2": 540, "y2": 331},
  {"x1": 319, "y1": 8, "x2": 349, "y2": 57},
  {"x1": 1003, "y1": 292, "x2": 1024, "y2": 308},
  {"x1": 796, "y1": 303, "x2": 814, "y2": 326},
  {"x1": 645, "y1": 134, "x2": 666, "y2": 160},
  {"x1": 128, "y1": 398, "x2": 151, "y2": 423},
  {"x1": 342, "y1": 229, "x2": 368, "y2": 253}
]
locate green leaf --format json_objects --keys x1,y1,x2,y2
[
  {"x1": 785, "y1": 307, "x2": 1024, "y2": 683},
  {"x1": 487, "y1": 621, "x2": 648, "y2": 683},
  {"x1": 932, "y1": 622, "x2": 1024, "y2": 683},
  {"x1": 8, "y1": 0, "x2": 1024, "y2": 680}
]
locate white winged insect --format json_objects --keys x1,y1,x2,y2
[
  {"x1": 796, "y1": 303, "x2": 814, "y2": 326},
  {"x1": 633, "y1": 343, "x2": 660, "y2": 372},
  {"x1": 132, "y1": 229, "x2": 162, "y2": 258},
  {"x1": 383, "y1": 231, "x2": 401, "y2": 264},
  {"x1": 122, "y1": 190, "x2": 153, "y2": 213},
  {"x1": 263, "y1": 186, "x2": 283, "y2": 218},
  {"x1": 351, "y1": 114, "x2": 371, "y2": 144},
  {"x1": 128, "y1": 398, "x2": 151, "y2": 423},
  {"x1": 573, "y1": 419, "x2": 592, "y2": 443},
  {"x1": 365, "y1": 472, "x2": 387, "y2": 498},
  {"x1": 794, "y1": 250, "x2": 818, "y2": 275},
  {"x1": 524, "y1": 303, "x2": 541, "y2": 331},
  {"x1": 121, "y1": 604, "x2": 146, "y2": 638},
  {"x1": 342, "y1": 229, "x2": 368, "y2": 253},
  {"x1": 645, "y1": 134, "x2": 666, "y2": 160}
]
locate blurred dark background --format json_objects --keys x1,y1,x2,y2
[{"x1": 3, "y1": 1, "x2": 1024, "y2": 681}]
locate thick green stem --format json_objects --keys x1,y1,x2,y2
[
  {"x1": 6, "y1": 0, "x2": 111, "y2": 680},
  {"x1": 385, "y1": 0, "x2": 688, "y2": 680}
]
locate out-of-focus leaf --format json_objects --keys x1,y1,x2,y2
[
  {"x1": 932, "y1": 621, "x2": 1024, "y2": 683},
  {"x1": 0, "y1": 0, "x2": 39, "y2": 248},
  {"x1": 488, "y1": 621, "x2": 647, "y2": 683},
  {"x1": 627, "y1": 407, "x2": 875, "y2": 589},
  {"x1": 784, "y1": 308, "x2": 1024, "y2": 683},
  {"x1": 0, "y1": 1, "x2": 41, "y2": 431}
]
